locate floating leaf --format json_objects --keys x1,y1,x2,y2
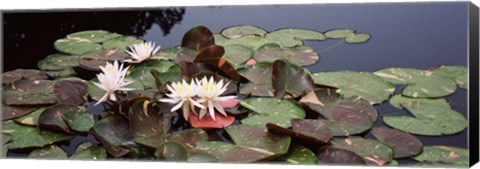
[
  {"x1": 221, "y1": 25, "x2": 267, "y2": 39},
  {"x1": 54, "y1": 80, "x2": 88, "y2": 106},
  {"x1": 383, "y1": 102, "x2": 467, "y2": 136},
  {"x1": 43, "y1": 67, "x2": 77, "y2": 78},
  {"x1": 240, "y1": 98, "x2": 305, "y2": 128},
  {"x1": 14, "y1": 107, "x2": 47, "y2": 126},
  {"x1": 129, "y1": 100, "x2": 172, "y2": 147},
  {"x1": 92, "y1": 116, "x2": 132, "y2": 146},
  {"x1": 188, "y1": 111, "x2": 235, "y2": 129},
  {"x1": 222, "y1": 35, "x2": 271, "y2": 51},
  {"x1": 187, "y1": 149, "x2": 218, "y2": 162},
  {"x1": 128, "y1": 59, "x2": 177, "y2": 90},
  {"x1": 193, "y1": 45, "x2": 241, "y2": 81},
  {"x1": 1, "y1": 120, "x2": 72, "y2": 149},
  {"x1": 3, "y1": 80, "x2": 57, "y2": 106},
  {"x1": 291, "y1": 119, "x2": 333, "y2": 143},
  {"x1": 265, "y1": 28, "x2": 326, "y2": 47},
  {"x1": 54, "y1": 38, "x2": 102, "y2": 55},
  {"x1": 2, "y1": 69, "x2": 48, "y2": 84},
  {"x1": 281, "y1": 144, "x2": 317, "y2": 164},
  {"x1": 87, "y1": 77, "x2": 144, "y2": 102},
  {"x1": 331, "y1": 137, "x2": 393, "y2": 165},
  {"x1": 238, "y1": 62, "x2": 274, "y2": 96},
  {"x1": 67, "y1": 30, "x2": 121, "y2": 43},
  {"x1": 195, "y1": 141, "x2": 268, "y2": 162},
  {"x1": 28, "y1": 145, "x2": 67, "y2": 159},
  {"x1": 214, "y1": 34, "x2": 228, "y2": 45},
  {"x1": 181, "y1": 26, "x2": 215, "y2": 52},
  {"x1": 432, "y1": 65, "x2": 468, "y2": 89},
  {"x1": 272, "y1": 60, "x2": 315, "y2": 98},
  {"x1": 155, "y1": 142, "x2": 189, "y2": 161},
  {"x1": 389, "y1": 95, "x2": 450, "y2": 109},
  {"x1": 324, "y1": 29, "x2": 355, "y2": 39},
  {"x1": 223, "y1": 45, "x2": 254, "y2": 66},
  {"x1": 253, "y1": 44, "x2": 320, "y2": 67},
  {"x1": 345, "y1": 33, "x2": 371, "y2": 43},
  {"x1": 317, "y1": 147, "x2": 366, "y2": 165},
  {"x1": 79, "y1": 50, "x2": 129, "y2": 71},
  {"x1": 102, "y1": 36, "x2": 144, "y2": 51},
  {"x1": 371, "y1": 127, "x2": 423, "y2": 158},
  {"x1": 38, "y1": 104, "x2": 78, "y2": 134},
  {"x1": 266, "y1": 121, "x2": 332, "y2": 144},
  {"x1": 1, "y1": 134, "x2": 10, "y2": 157},
  {"x1": 312, "y1": 71, "x2": 394, "y2": 104},
  {"x1": 70, "y1": 142, "x2": 107, "y2": 160},
  {"x1": 153, "y1": 47, "x2": 181, "y2": 60},
  {"x1": 166, "y1": 128, "x2": 208, "y2": 149},
  {"x1": 402, "y1": 74, "x2": 457, "y2": 98},
  {"x1": 412, "y1": 146, "x2": 468, "y2": 166},
  {"x1": 37, "y1": 54, "x2": 81, "y2": 71},
  {"x1": 62, "y1": 107, "x2": 94, "y2": 132},
  {"x1": 374, "y1": 68, "x2": 427, "y2": 84},
  {"x1": 2, "y1": 106, "x2": 38, "y2": 121}
]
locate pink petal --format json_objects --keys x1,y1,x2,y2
[
  {"x1": 218, "y1": 98, "x2": 239, "y2": 108},
  {"x1": 245, "y1": 59, "x2": 257, "y2": 66}
]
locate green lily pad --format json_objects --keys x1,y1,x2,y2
[
  {"x1": 155, "y1": 142, "x2": 189, "y2": 161},
  {"x1": 102, "y1": 36, "x2": 144, "y2": 51},
  {"x1": 14, "y1": 107, "x2": 47, "y2": 126},
  {"x1": 2, "y1": 69, "x2": 48, "y2": 84},
  {"x1": 214, "y1": 34, "x2": 228, "y2": 45},
  {"x1": 38, "y1": 54, "x2": 81, "y2": 71},
  {"x1": 331, "y1": 137, "x2": 394, "y2": 165},
  {"x1": 3, "y1": 80, "x2": 58, "y2": 106},
  {"x1": 62, "y1": 107, "x2": 94, "y2": 132},
  {"x1": 240, "y1": 98, "x2": 305, "y2": 128},
  {"x1": 2, "y1": 106, "x2": 38, "y2": 121},
  {"x1": 181, "y1": 26, "x2": 215, "y2": 52},
  {"x1": 127, "y1": 59, "x2": 177, "y2": 90},
  {"x1": 92, "y1": 116, "x2": 132, "y2": 146},
  {"x1": 412, "y1": 146, "x2": 468, "y2": 166},
  {"x1": 238, "y1": 62, "x2": 274, "y2": 96},
  {"x1": 402, "y1": 74, "x2": 457, "y2": 98},
  {"x1": 54, "y1": 37, "x2": 102, "y2": 55},
  {"x1": 253, "y1": 44, "x2": 320, "y2": 66},
  {"x1": 345, "y1": 33, "x2": 371, "y2": 43},
  {"x1": 195, "y1": 141, "x2": 268, "y2": 162},
  {"x1": 152, "y1": 47, "x2": 181, "y2": 60},
  {"x1": 1, "y1": 120, "x2": 72, "y2": 149},
  {"x1": 432, "y1": 65, "x2": 468, "y2": 89},
  {"x1": 281, "y1": 144, "x2": 317, "y2": 164},
  {"x1": 222, "y1": 35, "x2": 271, "y2": 51},
  {"x1": 38, "y1": 104, "x2": 79, "y2": 134},
  {"x1": 370, "y1": 127, "x2": 423, "y2": 158},
  {"x1": 70, "y1": 142, "x2": 107, "y2": 160},
  {"x1": 1, "y1": 134, "x2": 10, "y2": 157},
  {"x1": 389, "y1": 94, "x2": 450, "y2": 109},
  {"x1": 54, "y1": 80, "x2": 88, "y2": 106},
  {"x1": 87, "y1": 77, "x2": 144, "y2": 102},
  {"x1": 374, "y1": 68, "x2": 427, "y2": 84},
  {"x1": 272, "y1": 60, "x2": 315, "y2": 98},
  {"x1": 312, "y1": 71, "x2": 395, "y2": 104},
  {"x1": 166, "y1": 128, "x2": 208, "y2": 149},
  {"x1": 187, "y1": 149, "x2": 218, "y2": 162},
  {"x1": 317, "y1": 147, "x2": 366, "y2": 165},
  {"x1": 129, "y1": 100, "x2": 173, "y2": 147},
  {"x1": 28, "y1": 145, "x2": 68, "y2": 159},
  {"x1": 222, "y1": 45, "x2": 254, "y2": 66},
  {"x1": 43, "y1": 67, "x2": 77, "y2": 78},
  {"x1": 324, "y1": 29, "x2": 355, "y2": 39},
  {"x1": 67, "y1": 30, "x2": 121, "y2": 43},
  {"x1": 265, "y1": 28, "x2": 326, "y2": 47},
  {"x1": 266, "y1": 122, "x2": 332, "y2": 145},
  {"x1": 79, "y1": 50, "x2": 129, "y2": 71},
  {"x1": 383, "y1": 102, "x2": 467, "y2": 136},
  {"x1": 221, "y1": 25, "x2": 268, "y2": 39}
]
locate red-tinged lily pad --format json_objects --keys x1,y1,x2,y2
[
  {"x1": 193, "y1": 45, "x2": 241, "y2": 81},
  {"x1": 2, "y1": 120, "x2": 73, "y2": 149},
  {"x1": 331, "y1": 137, "x2": 394, "y2": 165},
  {"x1": 28, "y1": 145, "x2": 68, "y2": 159},
  {"x1": 38, "y1": 104, "x2": 77, "y2": 134},
  {"x1": 189, "y1": 111, "x2": 235, "y2": 129},
  {"x1": 370, "y1": 127, "x2": 423, "y2": 158},
  {"x1": 14, "y1": 107, "x2": 47, "y2": 126},
  {"x1": 218, "y1": 98, "x2": 240, "y2": 108},
  {"x1": 37, "y1": 54, "x2": 81, "y2": 71},
  {"x1": 129, "y1": 99, "x2": 173, "y2": 147},
  {"x1": 272, "y1": 60, "x2": 315, "y2": 98},
  {"x1": 237, "y1": 62, "x2": 274, "y2": 96},
  {"x1": 317, "y1": 147, "x2": 366, "y2": 165},
  {"x1": 240, "y1": 98, "x2": 305, "y2": 128},
  {"x1": 412, "y1": 146, "x2": 468, "y2": 166},
  {"x1": 2, "y1": 106, "x2": 38, "y2": 121},
  {"x1": 3, "y1": 80, "x2": 58, "y2": 106},
  {"x1": 291, "y1": 119, "x2": 333, "y2": 143},
  {"x1": 2, "y1": 69, "x2": 48, "y2": 84},
  {"x1": 54, "y1": 80, "x2": 88, "y2": 106},
  {"x1": 79, "y1": 50, "x2": 128, "y2": 71},
  {"x1": 70, "y1": 141, "x2": 107, "y2": 160},
  {"x1": 253, "y1": 44, "x2": 320, "y2": 66},
  {"x1": 266, "y1": 121, "x2": 332, "y2": 144},
  {"x1": 181, "y1": 26, "x2": 215, "y2": 52},
  {"x1": 155, "y1": 142, "x2": 189, "y2": 161},
  {"x1": 92, "y1": 116, "x2": 132, "y2": 147},
  {"x1": 166, "y1": 128, "x2": 208, "y2": 149}
]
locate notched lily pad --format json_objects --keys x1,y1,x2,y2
[
  {"x1": 221, "y1": 25, "x2": 268, "y2": 39},
  {"x1": 266, "y1": 28, "x2": 326, "y2": 47},
  {"x1": 389, "y1": 95, "x2": 450, "y2": 109},
  {"x1": 92, "y1": 116, "x2": 132, "y2": 147},
  {"x1": 240, "y1": 98, "x2": 305, "y2": 128},
  {"x1": 402, "y1": 74, "x2": 457, "y2": 98},
  {"x1": 222, "y1": 45, "x2": 254, "y2": 67},
  {"x1": 345, "y1": 33, "x2": 371, "y2": 44},
  {"x1": 371, "y1": 127, "x2": 423, "y2": 158},
  {"x1": 266, "y1": 120, "x2": 332, "y2": 144},
  {"x1": 272, "y1": 60, "x2": 315, "y2": 98},
  {"x1": 324, "y1": 29, "x2": 355, "y2": 39},
  {"x1": 331, "y1": 137, "x2": 393, "y2": 165},
  {"x1": 62, "y1": 107, "x2": 94, "y2": 133},
  {"x1": 253, "y1": 43, "x2": 320, "y2": 66},
  {"x1": 28, "y1": 145, "x2": 68, "y2": 159},
  {"x1": 38, "y1": 104, "x2": 77, "y2": 134},
  {"x1": 2, "y1": 120, "x2": 72, "y2": 149},
  {"x1": 67, "y1": 30, "x2": 121, "y2": 43},
  {"x1": 238, "y1": 62, "x2": 274, "y2": 96},
  {"x1": 412, "y1": 146, "x2": 468, "y2": 166},
  {"x1": 432, "y1": 65, "x2": 468, "y2": 89},
  {"x1": 54, "y1": 37, "x2": 102, "y2": 55},
  {"x1": 3, "y1": 80, "x2": 58, "y2": 106}
]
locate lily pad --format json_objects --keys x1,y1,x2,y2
[
  {"x1": 1, "y1": 134, "x2": 10, "y2": 157},
  {"x1": 127, "y1": 59, "x2": 178, "y2": 90},
  {"x1": 383, "y1": 102, "x2": 467, "y2": 135},
  {"x1": 70, "y1": 142, "x2": 107, "y2": 160},
  {"x1": 240, "y1": 98, "x2": 305, "y2": 128},
  {"x1": 266, "y1": 121, "x2": 332, "y2": 144},
  {"x1": 402, "y1": 74, "x2": 457, "y2": 98},
  {"x1": 62, "y1": 107, "x2": 94, "y2": 132},
  {"x1": 370, "y1": 127, "x2": 423, "y2": 158},
  {"x1": 272, "y1": 60, "x2": 315, "y2": 98},
  {"x1": 153, "y1": 47, "x2": 181, "y2": 60},
  {"x1": 317, "y1": 147, "x2": 366, "y2": 165},
  {"x1": 222, "y1": 45, "x2": 254, "y2": 66},
  {"x1": 129, "y1": 100, "x2": 172, "y2": 147},
  {"x1": 79, "y1": 50, "x2": 129, "y2": 71},
  {"x1": 102, "y1": 36, "x2": 144, "y2": 51},
  {"x1": 155, "y1": 142, "x2": 189, "y2": 161},
  {"x1": 331, "y1": 137, "x2": 394, "y2": 165},
  {"x1": 281, "y1": 144, "x2": 317, "y2": 164},
  {"x1": 38, "y1": 54, "x2": 81, "y2": 71},
  {"x1": 181, "y1": 26, "x2": 215, "y2": 52},
  {"x1": 1, "y1": 120, "x2": 72, "y2": 149},
  {"x1": 238, "y1": 62, "x2": 274, "y2": 96},
  {"x1": 54, "y1": 80, "x2": 88, "y2": 106},
  {"x1": 44, "y1": 67, "x2": 77, "y2": 78},
  {"x1": 324, "y1": 29, "x2": 355, "y2": 39},
  {"x1": 28, "y1": 145, "x2": 68, "y2": 159},
  {"x1": 54, "y1": 37, "x2": 102, "y2": 55},
  {"x1": 253, "y1": 44, "x2": 320, "y2": 66},
  {"x1": 412, "y1": 146, "x2": 468, "y2": 166},
  {"x1": 92, "y1": 116, "x2": 132, "y2": 147},
  {"x1": 312, "y1": 71, "x2": 395, "y2": 104},
  {"x1": 221, "y1": 25, "x2": 268, "y2": 39},
  {"x1": 432, "y1": 65, "x2": 468, "y2": 89},
  {"x1": 3, "y1": 80, "x2": 58, "y2": 106},
  {"x1": 67, "y1": 30, "x2": 121, "y2": 43},
  {"x1": 291, "y1": 119, "x2": 333, "y2": 143},
  {"x1": 265, "y1": 28, "x2": 326, "y2": 47},
  {"x1": 14, "y1": 107, "x2": 47, "y2": 126},
  {"x1": 2, "y1": 106, "x2": 38, "y2": 121},
  {"x1": 374, "y1": 68, "x2": 427, "y2": 84},
  {"x1": 2, "y1": 69, "x2": 48, "y2": 84},
  {"x1": 166, "y1": 128, "x2": 208, "y2": 149},
  {"x1": 345, "y1": 33, "x2": 371, "y2": 43},
  {"x1": 389, "y1": 94, "x2": 450, "y2": 109},
  {"x1": 195, "y1": 141, "x2": 269, "y2": 162},
  {"x1": 222, "y1": 35, "x2": 271, "y2": 51},
  {"x1": 38, "y1": 104, "x2": 78, "y2": 134}
]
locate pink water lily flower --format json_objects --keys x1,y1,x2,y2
[
  {"x1": 125, "y1": 41, "x2": 161, "y2": 63},
  {"x1": 93, "y1": 61, "x2": 134, "y2": 105}
]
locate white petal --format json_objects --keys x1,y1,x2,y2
[
  {"x1": 159, "y1": 98, "x2": 180, "y2": 104},
  {"x1": 190, "y1": 98, "x2": 205, "y2": 109},
  {"x1": 182, "y1": 102, "x2": 190, "y2": 121},
  {"x1": 170, "y1": 99, "x2": 184, "y2": 112},
  {"x1": 215, "y1": 95, "x2": 237, "y2": 101},
  {"x1": 208, "y1": 100, "x2": 215, "y2": 120},
  {"x1": 199, "y1": 107, "x2": 207, "y2": 119},
  {"x1": 213, "y1": 101, "x2": 227, "y2": 117},
  {"x1": 94, "y1": 92, "x2": 110, "y2": 106}
]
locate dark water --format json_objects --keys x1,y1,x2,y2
[{"x1": 2, "y1": 2, "x2": 470, "y2": 162}]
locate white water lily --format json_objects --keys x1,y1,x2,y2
[
  {"x1": 124, "y1": 41, "x2": 161, "y2": 63},
  {"x1": 159, "y1": 80, "x2": 205, "y2": 121},
  {"x1": 93, "y1": 61, "x2": 134, "y2": 105},
  {"x1": 196, "y1": 77, "x2": 237, "y2": 120}
]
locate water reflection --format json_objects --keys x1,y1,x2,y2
[{"x1": 3, "y1": 8, "x2": 185, "y2": 72}]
